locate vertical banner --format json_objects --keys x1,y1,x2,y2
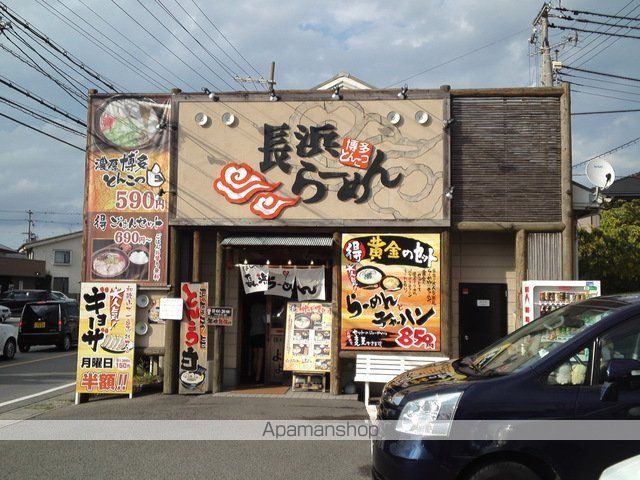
[
  {"x1": 76, "y1": 282, "x2": 136, "y2": 395},
  {"x1": 84, "y1": 95, "x2": 171, "y2": 286},
  {"x1": 295, "y1": 267, "x2": 326, "y2": 301},
  {"x1": 179, "y1": 282, "x2": 209, "y2": 394},
  {"x1": 341, "y1": 234, "x2": 442, "y2": 351},
  {"x1": 284, "y1": 302, "x2": 332, "y2": 372}
]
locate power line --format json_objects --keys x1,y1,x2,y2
[
  {"x1": 0, "y1": 2, "x2": 123, "y2": 92},
  {"x1": 572, "y1": 108, "x2": 640, "y2": 115},
  {"x1": 36, "y1": 0, "x2": 167, "y2": 91},
  {"x1": 386, "y1": 28, "x2": 527, "y2": 87},
  {"x1": 560, "y1": 78, "x2": 640, "y2": 97},
  {"x1": 75, "y1": 0, "x2": 193, "y2": 90},
  {"x1": 0, "y1": 96, "x2": 85, "y2": 136},
  {"x1": 0, "y1": 36, "x2": 87, "y2": 106},
  {"x1": 562, "y1": 66, "x2": 640, "y2": 83},
  {"x1": 108, "y1": 0, "x2": 208, "y2": 90},
  {"x1": 552, "y1": 15, "x2": 640, "y2": 31},
  {"x1": 573, "y1": 135, "x2": 640, "y2": 169},
  {"x1": 0, "y1": 110, "x2": 84, "y2": 151},
  {"x1": 572, "y1": 88, "x2": 640, "y2": 104},
  {"x1": 133, "y1": 0, "x2": 232, "y2": 90},
  {"x1": 553, "y1": 6, "x2": 640, "y2": 22},
  {"x1": 561, "y1": 0, "x2": 636, "y2": 63},
  {"x1": 187, "y1": 0, "x2": 263, "y2": 79},
  {"x1": 560, "y1": 71, "x2": 640, "y2": 90},
  {"x1": 550, "y1": 24, "x2": 640, "y2": 40},
  {"x1": 152, "y1": 0, "x2": 244, "y2": 90},
  {"x1": 0, "y1": 74, "x2": 86, "y2": 126}
]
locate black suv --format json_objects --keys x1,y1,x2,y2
[
  {"x1": 18, "y1": 301, "x2": 79, "y2": 352},
  {"x1": 0, "y1": 289, "x2": 56, "y2": 316}
]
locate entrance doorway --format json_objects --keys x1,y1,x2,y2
[{"x1": 459, "y1": 283, "x2": 508, "y2": 357}]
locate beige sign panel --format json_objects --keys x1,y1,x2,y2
[{"x1": 175, "y1": 96, "x2": 448, "y2": 226}]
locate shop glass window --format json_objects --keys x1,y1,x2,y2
[
  {"x1": 546, "y1": 345, "x2": 593, "y2": 386},
  {"x1": 595, "y1": 319, "x2": 640, "y2": 384},
  {"x1": 54, "y1": 250, "x2": 72, "y2": 265}
]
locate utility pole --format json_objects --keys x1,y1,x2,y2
[
  {"x1": 234, "y1": 61, "x2": 276, "y2": 92},
  {"x1": 534, "y1": 3, "x2": 554, "y2": 87},
  {"x1": 22, "y1": 210, "x2": 36, "y2": 243}
]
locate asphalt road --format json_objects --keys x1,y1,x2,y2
[
  {"x1": 1, "y1": 395, "x2": 372, "y2": 480},
  {"x1": 0, "y1": 340, "x2": 77, "y2": 411}
]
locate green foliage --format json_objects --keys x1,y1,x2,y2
[{"x1": 578, "y1": 199, "x2": 640, "y2": 295}]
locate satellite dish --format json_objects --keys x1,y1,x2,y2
[{"x1": 586, "y1": 159, "x2": 615, "y2": 188}]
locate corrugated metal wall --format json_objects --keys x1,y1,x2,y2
[
  {"x1": 527, "y1": 232, "x2": 562, "y2": 280},
  {"x1": 451, "y1": 96, "x2": 562, "y2": 223}
]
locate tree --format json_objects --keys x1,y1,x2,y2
[{"x1": 578, "y1": 199, "x2": 640, "y2": 295}]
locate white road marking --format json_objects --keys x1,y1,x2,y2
[{"x1": 0, "y1": 382, "x2": 76, "y2": 408}]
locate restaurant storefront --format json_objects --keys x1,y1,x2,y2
[{"x1": 79, "y1": 83, "x2": 573, "y2": 399}]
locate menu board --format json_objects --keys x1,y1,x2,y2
[
  {"x1": 341, "y1": 233, "x2": 441, "y2": 351},
  {"x1": 76, "y1": 282, "x2": 136, "y2": 395},
  {"x1": 284, "y1": 302, "x2": 332, "y2": 372},
  {"x1": 84, "y1": 95, "x2": 171, "y2": 286},
  {"x1": 179, "y1": 282, "x2": 209, "y2": 394}
]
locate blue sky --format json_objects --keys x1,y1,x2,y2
[{"x1": 0, "y1": 0, "x2": 639, "y2": 248}]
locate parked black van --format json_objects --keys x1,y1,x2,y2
[
  {"x1": 18, "y1": 301, "x2": 79, "y2": 352},
  {"x1": 373, "y1": 294, "x2": 640, "y2": 480}
]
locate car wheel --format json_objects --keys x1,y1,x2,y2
[
  {"x1": 468, "y1": 462, "x2": 542, "y2": 480},
  {"x1": 18, "y1": 343, "x2": 30, "y2": 353},
  {"x1": 2, "y1": 339, "x2": 16, "y2": 360},
  {"x1": 58, "y1": 334, "x2": 72, "y2": 352}
]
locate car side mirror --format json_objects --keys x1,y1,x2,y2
[{"x1": 605, "y1": 359, "x2": 640, "y2": 388}]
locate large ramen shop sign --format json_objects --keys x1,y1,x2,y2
[
  {"x1": 84, "y1": 95, "x2": 171, "y2": 287},
  {"x1": 341, "y1": 233, "x2": 442, "y2": 352}
]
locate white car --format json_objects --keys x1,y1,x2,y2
[
  {"x1": 0, "y1": 317, "x2": 17, "y2": 360},
  {"x1": 51, "y1": 291, "x2": 76, "y2": 303},
  {"x1": 600, "y1": 455, "x2": 640, "y2": 480}
]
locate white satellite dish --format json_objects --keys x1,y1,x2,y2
[{"x1": 586, "y1": 159, "x2": 615, "y2": 188}]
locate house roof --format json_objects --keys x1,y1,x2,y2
[
  {"x1": 603, "y1": 172, "x2": 640, "y2": 198},
  {"x1": 0, "y1": 242, "x2": 16, "y2": 254},
  {"x1": 312, "y1": 72, "x2": 375, "y2": 91},
  {"x1": 19, "y1": 230, "x2": 82, "y2": 252}
]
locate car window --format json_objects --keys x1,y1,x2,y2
[
  {"x1": 546, "y1": 345, "x2": 592, "y2": 386},
  {"x1": 595, "y1": 318, "x2": 640, "y2": 384}
]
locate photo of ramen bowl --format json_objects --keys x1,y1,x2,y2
[
  {"x1": 92, "y1": 246, "x2": 129, "y2": 278},
  {"x1": 95, "y1": 97, "x2": 163, "y2": 149},
  {"x1": 293, "y1": 315, "x2": 311, "y2": 329},
  {"x1": 355, "y1": 266, "x2": 385, "y2": 289},
  {"x1": 180, "y1": 370, "x2": 205, "y2": 389},
  {"x1": 382, "y1": 276, "x2": 403, "y2": 291}
]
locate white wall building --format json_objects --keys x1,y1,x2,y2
[{"x1": 20, "y1": 231, "x2": 82, "y2": 299}]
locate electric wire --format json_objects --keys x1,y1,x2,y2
[
  {"x1": 573, "y1": 136, "x2": 640, "y2": 169},
  {"x1": 0, "y1": 40, "x2": 86, "y2": 106},
  {"x1": 572, "y1": 108, "x2": 640, "y2": 115},
  {"x1": 559, "y1": 71, "x2": 640, "y2": 90},
  {"x1": 552, "y1": 15, "x2": 640, "y2": 31},
  {"x1": 562, "y1": 66, "x2": 640, "y2": 83},
  {"x1": 132, "y1": 0, "x2": 232, "y2": 90},
  {"x1": 152, "y1": 0, "x2": 245, "y2": 90},
  {"x1": 385, "y1": 28, "x2": 528, "y2": 87},
  {"x1": 108, "y1": 0, "x2": 207, "y2": 91},
  {"x1": 550, "y1": 24, "x2": 640, "y2": 40},
  {"x1": 560, "y1": 78, "x2": 640, "y2": 97},
  {"x1": 3, "y1": 29, "x2": 89, "y2": 98},
  {"x1": 0, "y1": 110, "x2": 84, "y2": 151},
  {"x1": 572, "y1": 88, "x2": 640, "y2": 104},
  {"x1": 36, "y1": 0, "x2": 168, "y2": 91},
  {"x1": 75, "y1": 0, "x2": 193, "y2": 90},
  {"x1": 0, "y1": 96, "x2": 85, "y2": 136},
  {"x1": 187, "y1": 0, "x2": 264, "y2": 79},
  {"x1": 0, "y1": 74, "x2": 86, "y2": 127},
  {"x1": 168, "y1": 0, "x2": 258, "y2": 90},
  {"x1": 560, "y1": 0, "x2": 637, "y2": 63},
  {"x1": 553, "y1": 6, "x2": 640, "y2": 22},
  {"x1": 0, "y1": 2, "x2": 123, "y2": 92}
]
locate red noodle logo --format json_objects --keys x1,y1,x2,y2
[
  {"x1": 249, "y1": 192, "x2": 300, "y2": 220},
  {"x1": 213, "y1": 163, "x2": 280, "y2": 204}
]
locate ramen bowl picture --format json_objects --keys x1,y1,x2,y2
[
  {"x1": 355, "y1": 266, "x2": 385, "y2": 289},
  {"x1": 96, "y1": 97, "x2": 162, "y2": 149},
  {"x1": 180, "y1": 369, "x2": 205, "y2": 389},
  {"x1": 293, "y1": 315, "x2": 312, "y2": 330},
  {"x1": 92, "y1": 246, "x2": 129, "y2": 278}
]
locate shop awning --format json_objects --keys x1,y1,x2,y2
[{"x1": 221, "y1": 236, "x2": 333, "y2": 247}]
